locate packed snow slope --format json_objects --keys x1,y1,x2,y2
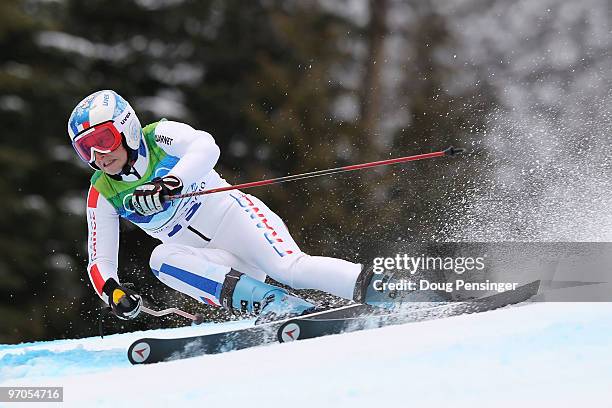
[{"x1": 1, "y1": 302, "x2": 611, "y2": 408}]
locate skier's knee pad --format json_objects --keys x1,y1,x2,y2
[
  {"x1": 149, "y1": 243, "x2": 188, "y2": 276},
  {"x1": 149, "y1": 244, "x2": 170, "y2": 273}
]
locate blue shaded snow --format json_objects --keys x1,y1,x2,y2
[
  {"x1": 0, "y1": 319, "x2": 257, "y2": 385},
  {"x1": 0, "y1": 347, "x2": 127, "y2": 382}
]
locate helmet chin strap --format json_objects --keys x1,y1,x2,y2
[
  {"x1": 120, "y1": 162, "x2": 142, "y2": 179},
  {"x1": 120, "y1": 145, "x2": 140, "y2": 176},
  {"x1": 109, "y1": 138, "x2": 144, "y2": 181}
]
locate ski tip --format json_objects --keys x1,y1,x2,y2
[{"x1": 443, "y1": 146, "x2": 466, "y2": 157}]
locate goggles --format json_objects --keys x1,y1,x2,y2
[{"x1": 72, "y1": 120, "x2": 123, "y2": 163}]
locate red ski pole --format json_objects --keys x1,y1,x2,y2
[{"x1": 165, "y1": 146, "x2": 464, "y2": 201}]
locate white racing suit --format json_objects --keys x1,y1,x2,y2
[{"x1": 86, "y1": 119, "x2": 361, "y2": 307}]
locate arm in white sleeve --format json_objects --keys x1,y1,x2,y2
[
  {"x1": 153, "y1": 120, "x2": 221, "y2": 186},
  {"x1": 86, "y1": 185, "x2": 120, "y2": 304}
]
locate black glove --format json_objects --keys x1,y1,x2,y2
[
  {"x1": 131, "y1": 175, "x2": 183, "y2": 216},
  {"x1": 102, "y1": 279, "x2": 142, "y2": 320}
]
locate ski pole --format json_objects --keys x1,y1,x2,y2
[
  {"x1": 165, "y1": 146, "x2": 464, "y2": 201},
  {"x1": 142, "y1": 306, "x2": 205, "y2": 325}
]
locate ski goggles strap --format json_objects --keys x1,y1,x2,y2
[{"x1": 72, "y1": 120, "x2": 123, "y2": 163}]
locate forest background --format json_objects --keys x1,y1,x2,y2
[{"x1": 1, "y1": 0, "x2": 610, "y2": 342}]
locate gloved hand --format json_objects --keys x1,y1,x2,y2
[
  {"x1": 131, "y1": 175, "x2": 183, "y2": 216},
  {"x1": 102, "y1": 279, "x2": 143, "y2": 320}
]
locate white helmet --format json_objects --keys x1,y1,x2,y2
[{"x1": 68, "y1": 90, "x2": 142, "y2": 167}]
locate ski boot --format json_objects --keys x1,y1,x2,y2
[
  {"x1": 353, "y1": 264, "x2": 449, "y2": 310},
  {"x1": 353, "y1": 265, "x2": 400, "y2": 309},
  {"x1": 220, "y1": 270, "x2": 316, "y2": 324}
]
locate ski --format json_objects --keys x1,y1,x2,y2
[
  {"x1": 127, "y1": 280, "x2": 540, "y2": 364},
  {"x1": 127, "y1": 303, "x2": 374, "y2": 364},
  {"x1": 277, "y1": 280, "x2": 541, "y2": 343}
]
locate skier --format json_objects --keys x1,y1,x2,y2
[{"x1": 68, "y1": 90, "x2": 383, "y2": 323}]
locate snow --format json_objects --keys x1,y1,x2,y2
[{"x1": 2, "y1": 302, "x2": 611, "y2": 407}]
